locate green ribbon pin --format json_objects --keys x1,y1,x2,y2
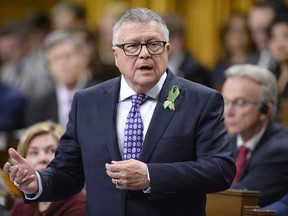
[{"x1": 163, "y1": 85, "x2": 180, "y2": 111}]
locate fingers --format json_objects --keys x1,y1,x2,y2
[
  {"x1": 8, "y1": 148, "x2": 26, "y2": 164},
  {"x1": 3, "y1": 162, "x2": 11, "y2": 174},
  {"x1": 105, "y1": 160, "x2": 148, "y2": 190}
]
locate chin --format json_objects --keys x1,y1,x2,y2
[{"x1": 226, "y1": 127, "x2": 240, "y2": 135}]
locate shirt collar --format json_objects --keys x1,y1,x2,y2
[
  {"x1": 119, "y1": 72, "x2": 167, "y2": 102},
  {"x1": 237, "y1": 126, "x2": 267, "y2": 151}
]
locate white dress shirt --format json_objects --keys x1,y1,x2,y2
[
  {"x1": 237, "y1": 126, "x2": 266, "y2": 159},
  {"x1": 116, "y1": 73, "x2": 167, "y2": 158},
  {"x1": 55, "y1": 74, "x2": 88, "y2": 128}
]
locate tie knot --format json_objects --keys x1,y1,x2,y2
[
  {"x1": 239, "y1": 145, "x2": 249, "y2": 155},
  {"x1": 131, "y1": 94, "x2": 148, "y2": 107}
]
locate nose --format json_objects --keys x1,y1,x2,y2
[
  {"x1": 139, "y1": 44, "x2": 151, "y2": 58},
  {"x1": 37, "y1": 151, "x2": 50, "y2": 165}
]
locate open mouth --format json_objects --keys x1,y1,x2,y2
[{"x1": 139, "y1": 66, "x2": 152, "y2": 71}]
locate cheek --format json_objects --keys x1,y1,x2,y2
[
  {"x1": 237, "y1": 111, "x2": 259, "y2": 128},
  {"x1": 116, "y1": 57, "x2": 135, "y2": 73},
  {"x1": 47, "y1": 155, "x2": 55, "y2": 163},
  {"x1": 225, "y1": 110, "x2": 258, "y2": 133}
]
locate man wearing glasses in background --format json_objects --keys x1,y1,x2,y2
[
  {"x1": 4, "y1": 8, "x2": 235, "y2": 216},
  {"x1": 222, "y1": 64, "x2": 288, "y2": 209}
]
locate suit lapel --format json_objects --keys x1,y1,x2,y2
[
  {"x1": 139, "y1": 71, "x2": 184, "y2": 162},
  {"x1": 96, "y1": 78, "x2": 122, "y2": 161}
]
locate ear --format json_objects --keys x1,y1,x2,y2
[
  {"x1": 166, "y1": 42, "x2": 171, "y2": 53},
  {"x1": 112, "y1": 47, "x2": 119, "y2": 67},
  {"x1": 259, "y1": 102, "x2": 273, "y2": 121}
]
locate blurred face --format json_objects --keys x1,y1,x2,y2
[
  {"x1": 53, "y1": 12, "x2": 78, "y2": 30},
  {"x1": 222, "y1": 76, "x2": 267, "y2": 141},
  {"x1": 225, "y1": 16, "x2": 250, "y2": 53},
  {"x1": 268, "y1": 23, "x2": 288, "y2": 63},
  {"x1": 248, "y1": 7, "x2": 274, "y2": 51},
  {"x1": 46, "y1": 40, "x2": 88, "y2": 89},
  {"x1": 0, "y1": 34, "x2": 26, "y2": 63},
  {"x1": 26, "y1": 133, "x2": 58, "y2": 170},
  {"x1": 112, "y1": 21, "x2": 170, "y2": 93}
]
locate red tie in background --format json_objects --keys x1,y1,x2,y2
[{"x1": 233, "y1": 145, "x2": 249, "y2": 183}]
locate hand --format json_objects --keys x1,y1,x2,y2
[
  {"x1": 105, "y1": 159, "x2": 149, "y2": 190},
  {"x1": 3, "y1": 148, "x2": 39, "y2": 194}
]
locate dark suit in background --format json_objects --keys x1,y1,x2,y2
[
  {"x1": 0, "y1": 81, "x2": 26, "y2": 131},
  {"x1": 25, "y1": 78, "x2": 97, "y2": 127},
  {"x1": 231, "y1": 122, "x2": 288, "y2": 207}
]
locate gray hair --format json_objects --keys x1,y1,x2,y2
[
  {"x1": 112, "y1": 8, "x2": 169, "y2": 45},
  {"x1": 225, "y1": 64, "x2": 278, "y2": 115},
  {"x1": 43, "y1": 30, "x2": 85, "y2": 53}
]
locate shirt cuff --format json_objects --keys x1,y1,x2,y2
[
  {"x1": 24, "y1": 171, "x2": 43, "y2": 200},
  {"x1": 143, "y1": 165, "x2": 151, "y2": 193}
]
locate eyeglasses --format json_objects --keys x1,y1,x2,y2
[
  {"x1": 224, "y1": 98, "x2": 261, "y2": 109},
  {"x1": 114, "y1": 41, "x2": 167, "y2": 56}
]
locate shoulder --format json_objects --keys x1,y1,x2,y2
[
  {"x1": 261, "y1": 122, "x2": 288, "y2": 152},
  {"x1": 0, "y1": 82, "x2": 25, "y2": 102},
  {"x1": 76, "y1": 77, "x2": 120, "y2": 98},
  {"x1": 176, "y1": 76, "x2": 222, "y2": 101}
]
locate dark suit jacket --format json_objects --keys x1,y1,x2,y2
[
  {"x1": 231, "y1": 122, "x2": 288, "y2": 207},
  {"x1": 0, "y1": 82, "x2": 26, "y2": 131},
  {"x1": 27, "y1": 70, "x2": 235, "y2": 216},
  {"x1": 25, "y1": 78, "x2": 98, "y2": 127}
]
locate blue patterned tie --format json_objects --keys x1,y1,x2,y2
[{"x1": 123, "y1": 94, "x2": 148, "y2": 160}]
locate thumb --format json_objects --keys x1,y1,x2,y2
[{"x1": 8, "y1": 148, "x2": 26, "y2": 164}]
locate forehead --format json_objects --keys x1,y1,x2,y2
[
  {"x1": 222, "y1": 76, "x2": 261, "y2": 99},
  {"x1": 249, "y1": 7, "x2": 274, "y2": 27},
  {"x1": 272, "y1": 23, "x2": 288, "y2": 32},
  {"x1": 47, "y1": 40, "x2": 76, "y2": 54},
  {"x1": 29, "y1": 133, "x2": 58, "y2": 148},
  {"x1": 117, "y1": 21, "x2": 164, "y2": 42}
]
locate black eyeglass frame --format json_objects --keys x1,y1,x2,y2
[{"x1": 114, "y1": 41, "x2": 167, "y2": 56}]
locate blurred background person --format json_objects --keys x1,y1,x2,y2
[
  {"x1": 0, "y1": 80, "x2": 26, "y2": 131},
  {"x1": 247, "y1": 0, "x2": 288, "y2": 70},
  {"x1": 72, "y1": 27, "x2": 106, "y2": 83},
  {"x1": 19, "y1": 11, "x2": 54, "y2": 100},
  {"x1": 93, "y1": 2, "x2": 128, "y2": 82},
  {"x1": 0, "y1": 12, "x2": 54, "y2": 101},
  {"x1": 267, "y1": 15, "x2": 288, "y2": 99},
  {"x1": 25, "y1": 30, "x2": 99, "y2": 128},
  {"x1": 162, "y1": 13, "x2": 211, "y2": 87},
  {"x1": 51, "y1": 2, "x2": 87, "y2": 31},
  {"x1": 222, "y1": 64, "x2": 288, "y2": 207},
  {"x1": 267, "y1": 14, "x2": 288, "y2": 129},
  {"x1": 0, "y1": 21, "x2": 29, "y2": 89},
  {"x1": 211, "y1": 12, "x2": 256, "y2": 90},
  {"x1": 9, "y1": 121, "x2": 86, "y2": 216}
]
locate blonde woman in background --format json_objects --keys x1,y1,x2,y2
[{"x1": 9, "y1": 121, "x2": 86, "y2": 216}]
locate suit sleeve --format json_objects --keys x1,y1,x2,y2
[{"x1": 26, "y1": 93, "x2": 85, "y2": 202}]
